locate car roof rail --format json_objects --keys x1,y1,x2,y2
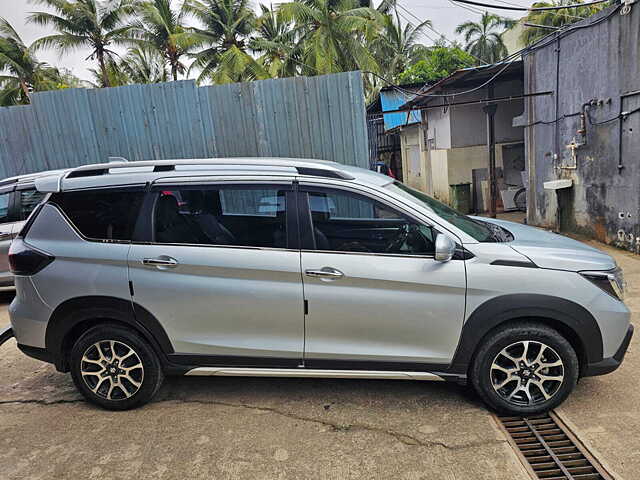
[{"x1": 65, "y1": 158, "x2": 356, "y2": 180}]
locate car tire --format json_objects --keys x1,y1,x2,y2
[
  {"x1": 470, "y1": 322, "x2": 579, "y2": 415},
  {"x1": 70, "y1": 325, "x2": 164, "y2": 410}
]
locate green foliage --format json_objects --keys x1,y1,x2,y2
[
  {"x1": 397, "y1": 46, "x2": 474, "y2": 84},
  {"x1": 277, "y1": 0, "x2": 381, "y2": 75},
  {"x1": 455, "y1": 11, "x2": 515, "y2": 65},
  {"x1": 184, "y1": 0, "x2": 259, "y2": 83},
  {"x1": 0, "y1": 16, "x2": 82, "y2": 105},
  {"x1": 1, "y1": 0, "x2": 527, "y2": 99},
  {"x1": 130, "y1": 0, "x2": 203, "y2": 81},
  {"x1": 28, "y1": 0, "x2": 138, "y2": 87},
  {"x1": 250, "y1": 4, "x2": 300, "y2": 79},
  {"x1": 521, "y1": 0, "x2": 608, "y2": 45}
]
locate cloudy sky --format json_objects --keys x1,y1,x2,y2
[{"x1": 0, "y1": 0, "x2": 533, "y2": 81}]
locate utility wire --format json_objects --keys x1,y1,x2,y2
[
  {"x1": 395, "y1": 1, "x2": 483, "y2": 65},
  {"x1": 372, "y1": 3, "x2": 621, "y2": 104},
  {"x1": 488, "y1": 0, "x2": 588, "y2": 19},
  {"x1": 450, "y1": 0, "x2": 612, "y2": 11},
  {"x1": 367, "y1": 61, "x2": 513, "y2": 99}
]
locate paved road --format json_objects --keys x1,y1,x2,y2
[{"x1": 1, "y1": 240, "x2": 637, "y2": 479}]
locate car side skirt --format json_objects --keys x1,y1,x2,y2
[{"x1": 185, "y1": 367, "x2": 446, "y2": 381}]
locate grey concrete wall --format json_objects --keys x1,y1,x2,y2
[
  {"x1": 450, "y1": 79, "x2": 524, "y2": 148},
  {"x1": 524, "y1": 5, "x2": 640, "y2": 247}
]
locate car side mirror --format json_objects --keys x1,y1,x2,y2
[{"x1": 434, "y1": 234, "x2": 456, "y2": 262}]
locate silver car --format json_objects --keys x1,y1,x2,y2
[
  {"x1": 4, "y1": 158, "x2": 633, "y2": 414},
  {"x1": 0, "y1": 170, "x2": 66, "y2": 290}
]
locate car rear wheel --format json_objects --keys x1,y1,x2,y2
[
  {"x1": 470, "y1": 322, "x2": 579, "y2": 415},
  {"x1": 70, "y1": 325, "x2": 164, "y2": 410}
]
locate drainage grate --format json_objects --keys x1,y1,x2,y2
[{"x1": 495, "y1": 412, "x2": 613, "y2": 480}]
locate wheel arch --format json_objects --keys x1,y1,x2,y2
[
  {"x1": 448, "y1": 294, "x2": 602, "y2": 375},
  {"x1": 45, "y1": 296, "x2": 174, "y2": 372}
]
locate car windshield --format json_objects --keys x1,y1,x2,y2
[{"x1": 385, "y1": 181, "x2": 496, "y2": 242}]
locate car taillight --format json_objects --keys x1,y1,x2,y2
[{"x1": 9, "y1": 240, "x2": 54, "y2": 276}]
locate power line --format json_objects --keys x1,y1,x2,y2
[
  {"x1": 487, "y1": 0, "x2": 588, "y2": 19},
  {"x1": 523, "y1": 22, "x2": 561, "y2": 30},
  {"x1": 395, "y1": 1, "x2": 484, "y2": 65},
  {"x1": 368, "y1": 60, "x2": 513, "y2": 99},
  {"x1": 449, "y1": 0, "x2": 612, "y2": 12}
]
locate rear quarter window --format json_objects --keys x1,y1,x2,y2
[{"x1": 49, "y1": 189, "x2": 145, "y2": 241}]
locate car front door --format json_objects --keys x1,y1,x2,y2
[
  {"x1": 298, "y1": 184, "x2": 467, "y2": 369},
  {"x1": 128, "y1": 180, "x2": 304, "y2": 367}
]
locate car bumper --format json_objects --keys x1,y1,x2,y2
[{"x1": 582, "y1": 324, "x2": 634, "y2": 377}]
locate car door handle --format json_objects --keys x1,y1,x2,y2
[
  {"x1": 305, "y1": 267, "x2": 344, "y2": 279},
  {"x1": 142, "y1": 257, "x2": 179, "y2": 268}
]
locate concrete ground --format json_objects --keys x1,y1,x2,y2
[{"x1": 1, "y1": 235, "x2": 638, "y2": 479}]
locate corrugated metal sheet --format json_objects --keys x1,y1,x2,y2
[
  {"x1": 0, "y1": 72, "x2": 369, "y2": 178},
  {"x1": 380, "y1": 89, "x2": 420, "y2": 131}
]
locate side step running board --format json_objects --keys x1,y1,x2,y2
[{"x1": 185, "y1": 367, "x2": 445, "y2": 381}]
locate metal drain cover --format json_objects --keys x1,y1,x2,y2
[{"x1": 495, "y1": 412, "x2": 613, "y2": 480}]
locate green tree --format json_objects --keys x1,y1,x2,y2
[
  {"x1": 371, "y1": 12, "x2": 432, "y2": 81},
  {"x1": 397, "y1": 45, "x2": 474, "y2": 84},
  {"x1": 120, "y1": 47, "x2": 169, "y2": 83},
  {"x1": 130, "y1": 0, "x2": 201, "y2": 81},
  {"x1": 521, "y1": 0, "x2": 608, "y2": 45},
  {"x1": 87, "y1": 47, "x2": 168, "y2": 87},
  {"x1": 87, "y1": 57, "x2": 129, "y2": 87},
  {"x1": 0, "y1": 16, "x2": 73, "y2": 105},
  {"x1": 277, "y1": 0, "x2": 381, "y2": 75},
  {"x1": 184, "y1": 0, "x2": 265, "y2": 83},
  {"x1": 250, "y1": 4, "x2": 300, "y2": 78},
  {"x1": 28, "y1": 0, "x2": 136, "y2": 88},
  {"x1": 455, "y1": 11, "x2": 515, "y2": 64}
]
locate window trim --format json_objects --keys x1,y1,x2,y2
[
  {"x1": 135, "y1": 181, "x2": 299, "y2": 251},
  {"x1": 297, "y1": 185, "x2": 438, "y2": 259}
]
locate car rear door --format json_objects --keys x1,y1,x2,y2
[
  {"x1": 127, "y1": 179, "x2": 304, "y2": 367},
  {"x1": 298, "y1": 183, "x2": 467, "y2": 369}
]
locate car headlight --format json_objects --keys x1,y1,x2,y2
[{"x1": 580, "y1": 267, "x2": 625, "y2": 301}]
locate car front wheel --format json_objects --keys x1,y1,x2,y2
[
  {"x1": 70, "y1": 325, "x2": 164, "y2": 410},
  {"x1": 471, "y1": 322, "x2": 579, "y2": 415}
]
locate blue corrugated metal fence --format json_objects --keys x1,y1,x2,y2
[{"x1": 0, "y1": 72, "x2": 369, "y2": 178}]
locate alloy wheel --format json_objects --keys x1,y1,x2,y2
[
  {"x1": 490, "y1": 340, "x2": 564, "y2": 406},
  {"x1": 80, "y1": 340, "x2": 144, "y2": 401}
]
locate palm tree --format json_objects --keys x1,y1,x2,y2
[
  {"x1": 87, "y1": 47, "x2": 168, "y2": 87},
  {"x1": 28, "y1": 0, "x2": 136, "y2": 88},
  {"x1": 183, "y1": 0, "x2": 270, "y2": 83},
  {"x1": 87, "y1": 57, "x2": 129, "y2": 87},
  {"x1": 521, "y1": 0, "x2": 608, "y2": 45},
  {"x1": 129, "y1": 0, "x2": 201, "y2": 81},
  {"x1": 371, "y1": 12, "x2": 432, "y2": 81},
  {"x1": 249, "y1": 4, "x2": 300, "y2": 78},
  {"x1": 277, "y1": 0, "x2": 381, "y2": 76},
  {"x1": 183, "y1": 0, "x2": 260, "y2": 83},
  {"x1": 120, "y1": 47, "x2": 169, "y2": 83},
  {"x1": 455, "y1": 11, "x2": 515, "y2": 64},
  {"x1": 0, "y1": 16, "x2": 68, "y2": 105}
]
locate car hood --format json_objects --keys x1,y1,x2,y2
[{"x1": 472, "y1": 217, "x2": 616, "y2": 272}]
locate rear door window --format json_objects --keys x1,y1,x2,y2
[
  {"x1": 151, "y1": 185, "x2": 289, "y2": 248},
  {"x1": 49, "y1": 188, "x2": 145, "y2": 241}
]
